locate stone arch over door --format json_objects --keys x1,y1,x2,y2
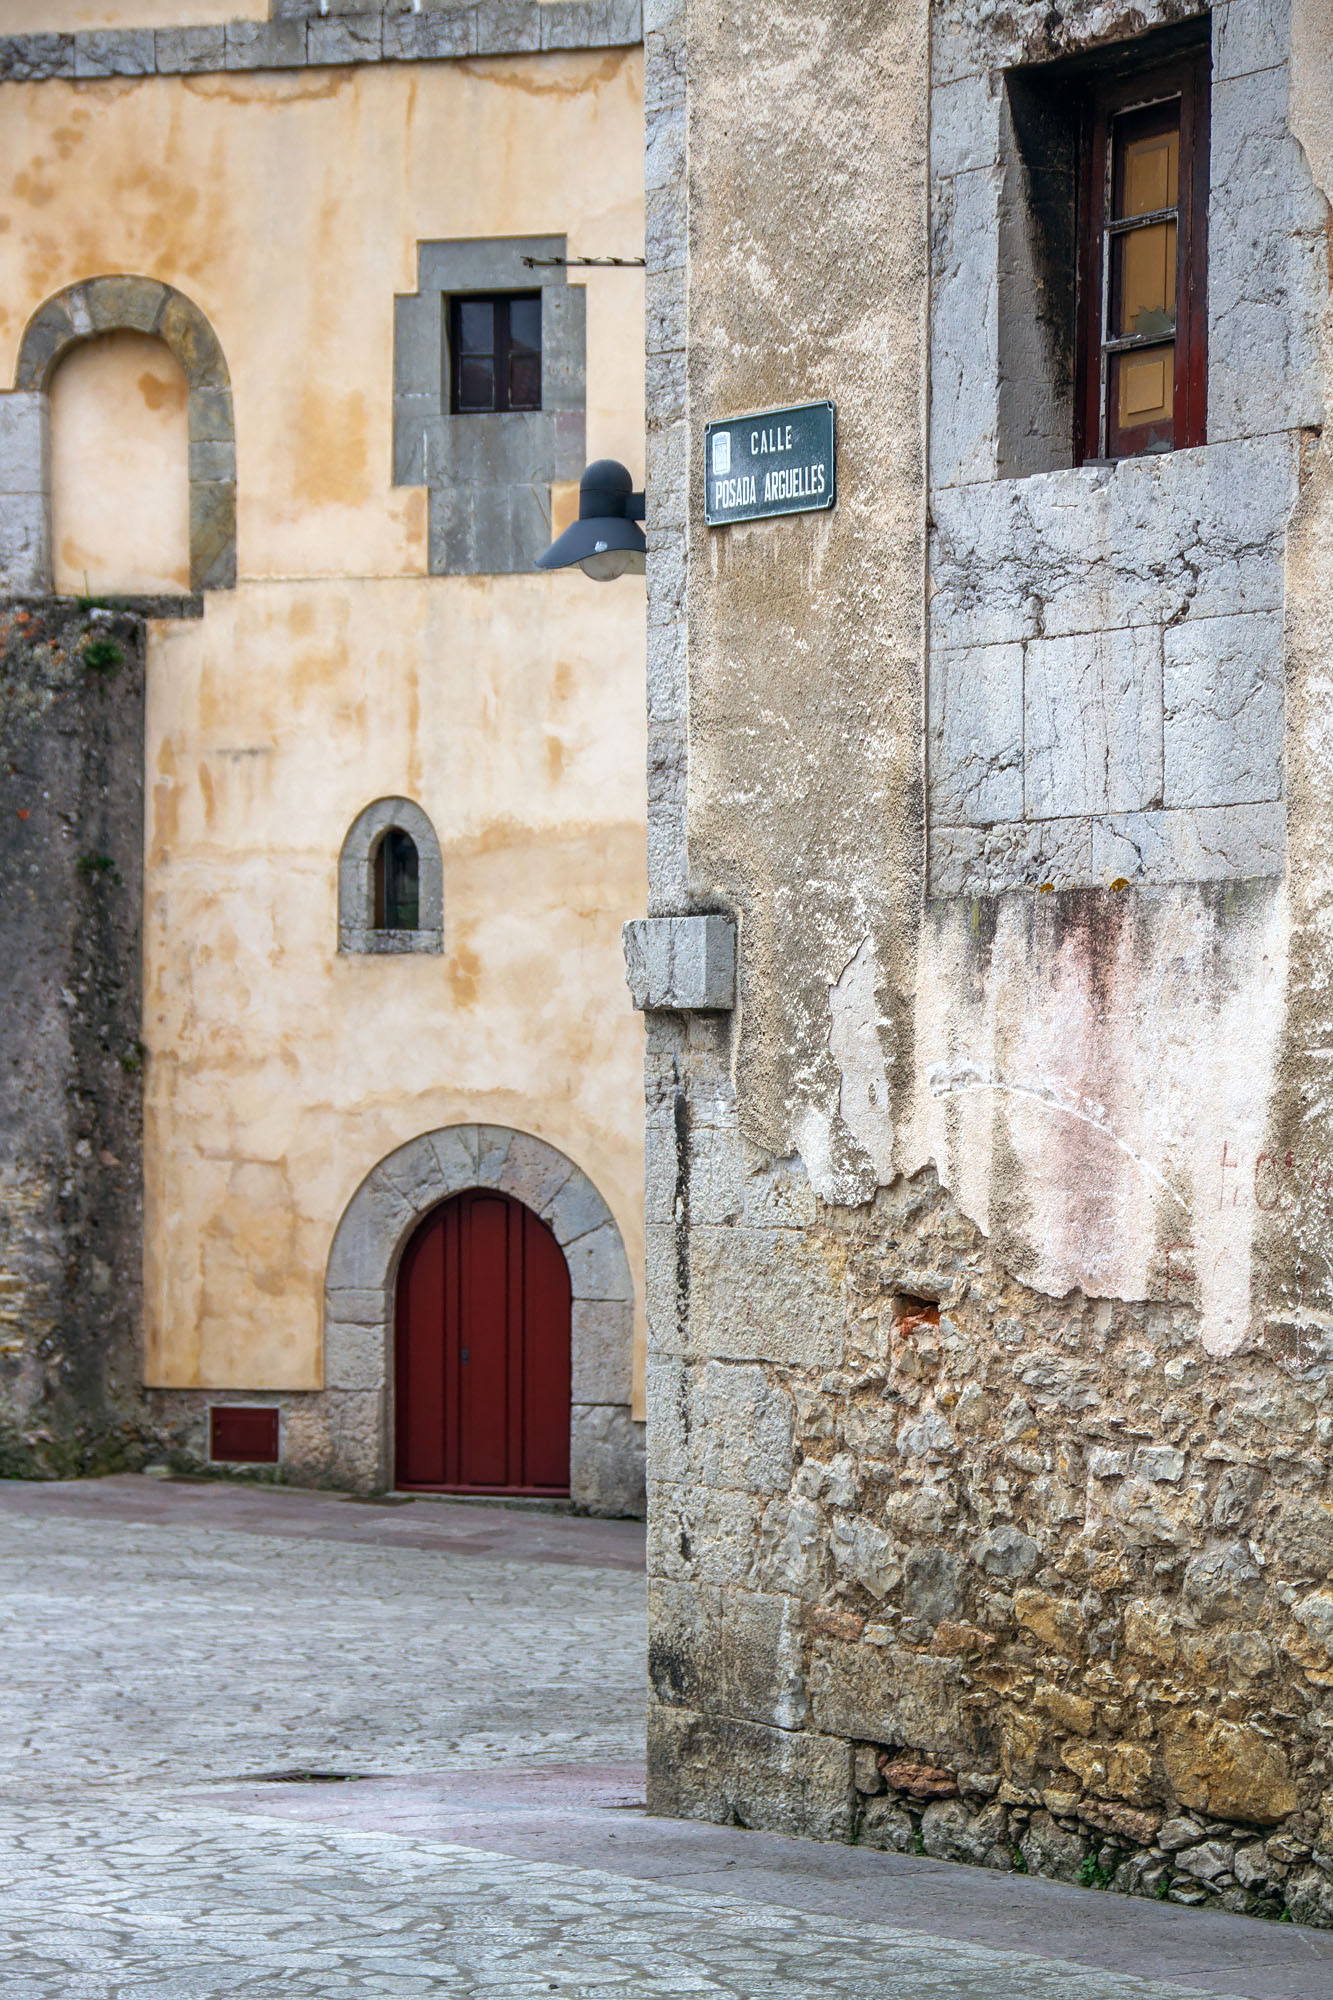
[
  {"x1": 323, "y1": 1125, "x2": 643, "y2": 1515},
  {"x1": 5, "y1": 276, "x2": 235, "y2": 594}
]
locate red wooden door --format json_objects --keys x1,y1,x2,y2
[{"x1": 394, "y1": 1189, "x2": 571, "y2": 1494}]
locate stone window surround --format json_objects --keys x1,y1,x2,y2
[
  {"x1": 323, "y1": 1122, "x2": 642, "y2": 1508},
  {"x1": 394, "y1": 236, "x2": 587, "y2": 576},
  {"x1": 1, "y1": 276, "x2": 235, "y2": 596},
  {"x1": 926, "y1": 0, "x2": 1322, "y2": 896},
  {"x1": 338, "y1": 796, "x2": 444, "y2": 956}
]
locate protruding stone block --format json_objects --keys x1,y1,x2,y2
[{"x1": 623, "y1": 914, "x2": 736, "y2": 1011}]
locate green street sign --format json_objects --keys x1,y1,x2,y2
[{"x1": 704, "y1": 401, "x2": 836, "y2": 527}]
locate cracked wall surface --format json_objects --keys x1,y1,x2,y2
[{"x1": 643, "y1": 0, "x2": 1333, "y2": 1925}]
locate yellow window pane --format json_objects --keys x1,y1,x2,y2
[
  {"x1": 1119, "y1": 127, "x2": 1179, "y2": 218},
  {"x1": 1117, "y1": 218, "x2": 1177, "y2": 336},
  {"x1": 1117, "y1": 344, "x2": 1174, "y2": 428}
]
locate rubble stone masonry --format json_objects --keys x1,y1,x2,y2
[
  {"x1": 0, "y1": 602, "x2": 155, "y2": 1476},
  {"x1": 647, "y1": 1039, "x2": 1333, "y2": 1921}
]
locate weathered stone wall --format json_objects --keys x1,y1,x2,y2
[
  {"x1": 648, "y1": 1095, "x2": 1333, "y2": 1919},
  {"x1": 0, "y1": 602, "x2": 152, "y2": 1475},
  {"x1": 0, "y1": 2, "x2": 643, "y2": 82},
  {"x1": 928, "y1": 0, "x2": 1320, "y2": 895},
  {"x1": 641, "y1": 0, "x2": 1333, "y2": 1925}
]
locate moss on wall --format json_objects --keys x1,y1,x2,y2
[{"x1": 0, "y1": 600, "x2": 150, "y2": 1475}]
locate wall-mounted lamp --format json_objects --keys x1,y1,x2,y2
[{"x1": 536, "y1": 459, "x2": 646, "y2": 582}]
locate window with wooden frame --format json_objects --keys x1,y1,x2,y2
[
  {"x1": 1076, "y1": 48, "x2": 1209, "y2": 462},
  {"x1": 448, "y1": 293, "x2": 542, "y2": 415}
]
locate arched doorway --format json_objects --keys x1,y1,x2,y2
[{"x1": 394, "y1": 1188, "x2": 572, "y2": 1494}]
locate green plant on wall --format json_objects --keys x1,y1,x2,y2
[{"x1": 81, "y1": 635, "x2": 124, "y2": 677}]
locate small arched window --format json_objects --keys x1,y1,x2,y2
[
  {"x1": 374, "y1": 829, "x2": 420, "y2": 931},
  {"x1": 339, "y1": 798, "x2": 443, "y2": 956}
]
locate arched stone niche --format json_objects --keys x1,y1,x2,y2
[
  {"x1": 1, "y1": 276, "x2": 235, "y2": 595},
  {"x1": 321, "y1": 1124, "x2": 644, "y2": 1515},
  {"x1": 338, "y1": 796, "x2": 444, "y2": 955}
]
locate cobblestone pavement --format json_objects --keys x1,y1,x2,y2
[{"x1": 0, "y1": 1477, "x2": 1327, "y2": 2000}]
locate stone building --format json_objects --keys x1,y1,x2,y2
[
  {"x1": 0, "y1": 0, "x2": 648, "y2": 1512},
  {"x1": 636, "y1": 0, "x2": 1333, "y2": 1923}
]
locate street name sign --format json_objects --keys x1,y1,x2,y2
[{"x1": 704, "y1": 401, "x2": 836, "y2": 527}]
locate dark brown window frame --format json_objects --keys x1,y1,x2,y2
[
  {"x1": 448, "y1": 291, "x2": 543, "y2": 415},
  {"x1": 1075, "y1": 46, "x2": 1210, "y2": 464}
]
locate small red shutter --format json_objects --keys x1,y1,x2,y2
[{"x1": 210, "y1": 1406, "x2": 279, "y2": 1464}]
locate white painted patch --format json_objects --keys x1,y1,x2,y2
[
  {"x1": 793, "y1": 1103, "x2": 836, "y2": 1202},
  {"x1": 829, "y1": 936, "x2": 895, "y2": 1184},
  {"x1": 924, "y1": 1059, "x2": 1188, "y2": 1209},
  {"x1": 910, "y1": 883, "x2": 1290, "y2": 1356}
]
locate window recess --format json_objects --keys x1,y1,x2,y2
[
  {"x1": 448, "y1": 293, "x2": 542, "y2": 415},
  {"x1": 1076, "y1": 48, "x2": 1209, "y2": 463},
  {"x1": 374, "y1": 828, "x2": 420, "y2": 932}
]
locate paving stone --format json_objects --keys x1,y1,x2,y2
[
  {"x1": 1090, "y1": 803, "x2": 1287, "y2": 885},
  {"x1": 540, "y1": 0, "x2": 644, "y2": 51},
  {"x1": 0, "y1": 393, "x2": 47, "y2": 495},
  {"x1": 0, "y1": 1479, "x2": 1324, "y2": 1998},
  {"x1": 928, "y1": 641, "x2": 1023, "y2": 825},
  {"x1": 474, "y1": 0, "x2": 542, "y2": 54}
]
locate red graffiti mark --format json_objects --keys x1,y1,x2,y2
[
  {"x1": 1218, "y1": 1141, "x2": 1241, "y2": 1210},
  {"x1": 1254, "y1": 1153, "x2": 1286, "y2": 1211},
  {"x1": 1163, "y1": 1244, "x2": 1196, "y2": 1302}
]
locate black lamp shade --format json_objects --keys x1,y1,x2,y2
[{"x1": 536, "y1": 458, "x2": 647, "y2": 578}]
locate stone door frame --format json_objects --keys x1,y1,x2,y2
[{"x1": 323, "y1": 1123, "x2": 643, "y2": 1514}]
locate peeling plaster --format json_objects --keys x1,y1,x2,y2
[
  {"x1": 828, "y1": 936, "x2": 895, "y2": 1186},
  {"x1": 923, "y1": 1059, "x2": 1188, "y2": 1211}
]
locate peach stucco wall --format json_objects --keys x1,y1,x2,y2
[
  {"x1": 51, "y1": 331, "x2": 192, "y2": 594},
  {"x1": 0, "y1": 52, "x2": 647, "y2": 1401}
]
